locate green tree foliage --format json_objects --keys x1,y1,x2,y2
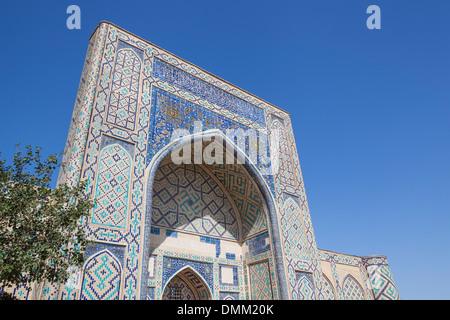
[{"x1": 0, "y1": 145, "x2": 94, "y2": 298}]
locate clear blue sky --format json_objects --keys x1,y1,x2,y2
[{"x1": 0, "y1": 1, "x2": 448, "y2": 299}]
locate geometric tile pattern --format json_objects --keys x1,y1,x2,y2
[
  {"x1": 268, "y1": 111, "x2": 325, "y2": 300},
  {"x1": 80, "y1": 250, "x2": 122, "y2": 300},
  {"x1": 363, "y1": 256, "x2": 399, "y2": 300},
  {"x1": 106, "y1": 40, "x2": 143, "y2": 131},
  {"x1": 56, "y1": 23, "x2": 108, "y2": 190},
  {"x1": 92, "y1": 143, "x2": 132, "y2": 228},
  {"x1": 245, "y1": 232, "x2": 270, "y2": 258},
  {"x1": 61, "y1": 26, "x2": 151, "y2": 299},
  {"x1": 40, "y1": 281, "x2": 59, "y2": 300},
  {"x1": 151, "y1": 162, "x2": 239, "y2": 240},
  {"x1": 248, "y1": 260, "x2": 273, "y2": 300},
  {"x1": 283, "y1": 194, "x2": 309, "y2": 261},
  {"x1": 146, "y1": 86, "x2": 271, "y2": 241},
  {"x1": 295, "y1": 271, "x2": 315, "y2": 300},
  {"x1": 321, "y1": 275, "x2": 336, "y2": 300},
  {"x1": 147, "y1": 87, "x2": 270, "y2": 165},
  {"x1": 85, "y1": 242, "x2": 126, "y2": 267},
  {"x1": 319, "y1": 250, "x2": 376, "y2": 300},
  {"x1": 182, "y1": 267, "x2": 213, "y2": 300},
  {"x1": 270, "y1": 116, "x2": 297, "y2": 188},
  {"x1": 162, "y1": 256, "x2": 213, "y2": 299},
  {"x1": 368, "y1": 265, "x2": 399, "y2": 300},
  {"x1": 162, "y1": 274, "x2": 196, "y2": 300},
  {"x1": 152, "y1": 58, "x2": 266, "y2": 127},
  {"x1": 342, "y1": 275, "x2": 365, "y2": 300},
  {"x1": 208, "y1": 163, "x2": 268, "y2": 239}
]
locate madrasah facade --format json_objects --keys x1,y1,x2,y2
[{"x1": 12, "y1": 22, "x2": 399, "y2": 300}]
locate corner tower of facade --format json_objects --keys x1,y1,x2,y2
[{"x1": 38, "y1": 22, "x2": 399, "y2": 300}]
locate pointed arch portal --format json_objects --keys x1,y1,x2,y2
[
  {"x1": 162, "y1": 267, "x2": 212, "y2": 300},
  {"x1": 140, "y1": 130, "x2": 289, "y2": 300}
]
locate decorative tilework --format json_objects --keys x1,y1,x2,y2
[
  {"x1": 363, "y1": 256, "x2": 399, "y2": 300},
  {"x1": 319, "y1": 250, "x2": 373, "y2": 300},
  {"x1": 282, "y1": 194, "x2": 309, "y2": 261},
  {"x1": 295, "y1": 271, "x2": 315, "y2": 300},
  {"x1": 152, "y1": 58, "x2": 266, "y2": 127},
  {"x1": 77, "y1": 26, "x2": 153, "y2": 299},
  {"x1": 269, "y1": 116, "x2": 297, "y2": 188},
  {"x1": 162, "y1": 274, "x2": 196, "y2": 300},
  {"x1": 40, "y1": 281, "x2": 59, "y2": 300},
  {"x1": 80, "y1": 250, "x2": 122, "y2": 300},
  {"x1": 208, "y1": 163, "x2": 268, "y2": 239},
  {"x1": 147, "y1": 87, "x2": 271, "y2": 167},
  {"x1": 245, "y1": 232, "x2": 270, "y2": 258},
  {"x1": 162, "y1": 256, "x2": 213, "y2": 298},
  {"x1": 329, "y1": 255, "x2": 344, "y2": 300},
  {"x1": 151, "y1": 162, "x2": 239, "y2": 240},
  {"x1": 85, "y1": 242, "x2": 126, "y2": 266},
  {"x1": 267, "y1": 111, "x2": 326, "y2": 300},
  {"x1": 243, "y1": 251, "x2": 277, "y2": 284},
  {"x1": 322, "y1": 275, "x2": 336, "y2": 300},
  {"x1": 106, "y1": 40, "x2": 143, "y2": 131},
  {"x1": 11, "y1": 283, "x2": 30, "y2": 300},
  {"x1": 57, "y1": 23, "x2": 108, "y2": 189},
  {"x1": 248, "y1": 260, "x2": 273, "y2": 300},
  {"x1": 342, "y1": 275, "x2": 365, "y2": 300},
  {"x1": 92, "y1": 142, "x2": 132, "y2": 228}
]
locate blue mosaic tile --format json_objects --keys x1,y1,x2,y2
[
  {"x1": 162, "y1": 256, "x2": 214, "y2": 295},
  {"x1": 295, "y1": 271, "x2": 316, "y2": 300},
  {"x1": 99, "y1": 135, "x2": 135, "y2": 157},
  {"x1": 117, "y1": 39, "x2": 144, "y2": 60},
  {"x1": 226, "y1": 253, "x2": 236, "y2": 260},
  {"x1": 152, "y1": 58, "x2": 266, "y2": 127},
  {"x1": 150, "y1": 226, "x2": 160, "y2": 235},
  {"x1": 106, "y1": 41, "x2": 143, "y2": 131},
  {"x1": 147, "y1": 87, "x2": 271, "y2": 168},
  {"x1": 85, "y1": 242, "x2": 125, "y2": 266},
  {"x1": 245, "y1": 232, "x2": 270, "y2": 258}
]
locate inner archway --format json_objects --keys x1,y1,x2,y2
[
  {"x1": 162, "y1": 267, "x2": 212, "y2": 300},
  {"x1": 141, "y1": 130, "x2": 289, "y2": 300}
]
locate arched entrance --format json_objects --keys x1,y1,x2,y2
[
  {"x1": 141, "y1": 130, "x2": 289, "y2": 300},
  {"x1": 162, "y1": 267, "x2": 212, "y2": 300}
]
